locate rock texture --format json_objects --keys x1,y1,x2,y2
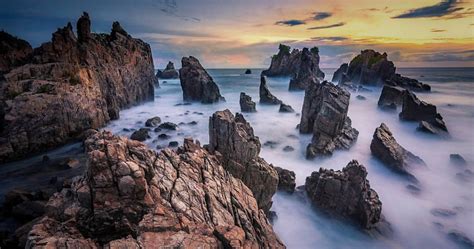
[
  {"x1": 370, "y1": 123, "x2": 425, "y2": 178},
  {"x1": 299, "y1": 81, "x2": 359, "y2": 158},
  {"x1": 400, "y1": 91, "x2": 448, "y2": 134},
  {"x1": 260, "y1": 75, "x2": 282, "y2": 105},
  {"x1": 25, "y1": 130, "x2": 284, "y2": 248},
  {"x1": 179, "y1": 56, "x2": 224, "y2": 103},
  {"x1": 156, "y1": 61, "x2": 179, "y2": 79},
  {"x1": 239, "y1": 92, "x2": 256, "y2": 112},
  {"x1": 208, "y1": 110, "x2": 279, "y2": 213},
  {"x1": 288, "y1": 48, "x2": 324, "y2": 91},
  {"x1": 305, "y1": 160, "x2": 383, "y2": 230},
  {"x1": 274, "y1": 167, "x2": 296, "y2": 194},
  {"x1": 331, "y1": 63, "x2": 348, "y2": 84},
  {"x1": 0, "y1": 13, "x2": 156, "y2": 162},
  {"x1": 0, "y1": 31, "x2": 33, "y2": 74},
  {"x1": 377, "y1": 85, "x2": 405, "y2": 109}
]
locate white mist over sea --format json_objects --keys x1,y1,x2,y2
[{"x1": 101, "y1": 68, "x2": 474, "y2": 249}]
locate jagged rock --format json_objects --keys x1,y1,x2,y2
[
  {"x1": 130, "y1": 128, "x2": 150, "y2": 141},
  {"x1": 179, "y1": 56, "x2": 224, "y2": 103},
  {"x1": 245, "y1": 69, "x2": 252, "y2": 74},
  {"x1": 274, "y1": 167, "x2": 296, "y2": 193},
  {"x1": 259, "y1": 75, "x2": 282, "y2": 105},
  {"x1": 288, "y1": 48, "x2": 323, "y2": 90},
  {"x1": 279, "y1": 103, "x2": 294, "y2": 113},
  {"x1": 239, "y1": 92, "x2": 256, "y2": 112},
  {"x1": 158, "y1": 122, "x2": 178, "y2": 130},
  {"x1": 305, "y1": 160, "x2": 383, "y2": 230},
  {"x1": 400, "y1": 91, "x2": 448, "y2": 134},
  {"x1": 208, "y1": 110, "x2": 279, "y2": 213},
  {"x1": 0, "y1": 31, "x2": 33, "y2": 73},
  {"x1": 370, "y1": 123, "x2": 425, "y2": 179},
  {"x1": 331, "y1": 63, "x2": 348, "y2": 83},
  {"x1": 145, "y1": 116, "x2": 161, "y2": 127},
  {"x1": 299, "y1": 81, "x2": 359, "y2": 158},
  {"x1": 0, "y1": 13, "x2": 156, "y2": 162},
  {"x1": 156, "y1": 61, "x2": 179, "y2": 79},
  {"x1": 378, "y1": 85, "x2": 404, "y2": 109},
  {"x1": 25, "y1": 131, "x2": 284, "y2": 248},
  {"x1": 385, "y1": 73, "x2": 431, "y2": 92},
  {"x1": 450, "y1": 154, "x2": 467, "y2": 166}
]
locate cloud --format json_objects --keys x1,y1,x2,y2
[
  {"x1": 275, "y1": 19, "x2": 306, "y2": 26},
  {"x1": 308, "y1": 22, "x2": 345, "y2": 30},
  {"x1": 392, "y1": 0, "x2": 464, "y2": 19},
  {"x1": 310, "y1": 36, "x2": 348, "y2": 42},
  {"x1": 431, "y1": 29, "x2": 446, "y2": 32},
  {"x1": 312, "y1": 12, "x2": 332, "y2": 20}
]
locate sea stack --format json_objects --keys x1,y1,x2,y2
[
  {"x1": 259, "y1": 75, "x2": 282, "y2": 105},
  {"x1": 240, "y1": 92, "x2": 256, "y2": 112},
  {"x1": 156, "y1": 61, "x2": 179, "y2": 79}
]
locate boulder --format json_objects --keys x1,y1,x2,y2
[
  {"x1": 370, "y1": 123, "x2": 425, "y2": 178},
  {"x1": 130, "y1": 128, "x2": 150, "y2": 141},
  {"x1": 259, "y1": 75, "x2": 282, "y2": 105},
  {"x1": 239, "y1": 92, "x2": 256, "y2": 112},
  {"x1": 299, "y1": 81, "x2": 359, "y2": 158},
  {"x1": 156, "y1": 61, "x2": 179, "y2": 79},
  {"x1": 400, "y1": 91, "x2": 448, "y2": 134},
  {"x1": 279, "y1": 103, "x2": 294, "y2": 113},
  {"x1": 0, "y1": 13, "x2": 156, "y2": 162},
  {"x1": 0, "y1": 31, "x2": 33, "y2": 73},
  {"x1": 245, "y1": 69, "x2": 252, "y2": 74},
  {"x1": 331, "y1": 63, "x2": 348, "y2": 83},
  {"x1": 145, "y1": 116, "x2": 161, "y2": 127},
  {"x1": 158, "y1": 122, "x2": 178, "y2": 130},
  {"x1": 288, "y1": 48, "x2": 323, "y2": 91},
  {"x1": 356, "y1": 95, "x2": 366, "y2": 100},
  {"x1": 377, "y1": 85, "x2": 404, "y2": 109},
  {"x1": 450, "y1": 154, "x2": 467, "y2": 166},
  {"x1": 208, "y1": 110, "x2": 279, "y2": 213},
  {"x1": 274, "y1": 167, "x2": 296, "y2": 193},
  {"x1": 305, "y1": 160, "x2": 383, "y2": 230},
  {"x1": 25, "y1": 131, "x2": 284, "y2": 248},
  {"x1": 179, "y1": 56, "x2": 224, "y2": 103}
]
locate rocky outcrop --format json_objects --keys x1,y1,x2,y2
[
  {"x1": 208, "y1": 110, "x2": 279, "y2": 213},
  {"x1": 305, "y1": 160, "x2": 383, "y2": 230},
  {"x1": 400, "y1": 91, "x2": 448, "y2": 134},
  {"x1": 299, "y1": 81, "x2": 359, "y2": 158},
  {"x1": 274, "y1": 167, "x2": 296, "y2": 194},
  {"x1": 288, "y1": 48, "x2": 324, "y2": 91},
  {"x1": 370, "y1": 123, "x2": 425, "y2": 178},
  {"x1": 156, "y1": 61, "x2": 179, "y2": 79},
  {"x1": 0, "y1": 31, "x2": 33, "y2": 74},
  {"x1": 377, "y1": 85, "x2": 404, "y2": 110},
  {"x1": 25, "y1": 130, "x2": 284, "y2": 248},
  {"x1": 0, "y1": 13, "x2": 156, "y2": 163},
  {"x1": 279, "y1": 103, "x2": 294, "y2": 113},
  {"x1": 260, "y1": 75, "x2": 282, "y2": 105},
  {"x1": 331, "y1": 63, "x2": 348, "y2": 84},
  {"x1": 179, "y1": 56, "x2": 224, "y2": 103},
  {"x1": 239, "y1": 92, "x2": 256, "y2": 112}
]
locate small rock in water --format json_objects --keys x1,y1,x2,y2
[
  {"x1": 406, "y1": 184, "x2": 421, "y2": 195},
  {"x1": 456, "y1": 169, "x2": 473, "y2": 182},
  {"x1": 154, "y1": 127, "x2": 162, "y2": 132},
  {"x1": 283, "y1": 146, "x2": 294, "y2": 152},
  {"x1": 240, "y1": 92, "x2": 257, "y2": 112},
  {"x1": 356, "y1": 95, "x2": 366, "y2": 100},
  {"x1": 145, "y1": 116, "x2": 161, "y2": 127},
  {"x1": 450, "y1": 154, "x2": 467, "y2": 167},
  {"x1": 287, "y1": 134, "x2": 298, "y2": 139},
  {"x1": 447, "y1": 230, "x2": 474, "y2": 249},
  {"x1": 430, "y1": 208, "x2": 457, "y2": 218},
  {"x1": 130, "y1": 128, "x2": 150, "y2": 141},
  {"x1": 158, "y1": 122, "x2": 178, "y2": 130},
  {"x1": 188, "y1": 121, "x2": 198, "y2": 125},
  {"x1": 168, "y1": 141, "x2": 179, "y2": 147},
  {"x1": 158, "y1": 134, "x2": 170, "y2": 139},
  {"x1": 122, "y1": 128, "x2": 131, "y2": 132},
  {"x1": 279, "y1": 103, "x2": 295, "y2": 113},
  {"x1": 263, "y1": 141, "x2": 279, "y2": 149},
  {"x1": 245, "y1": 69, "x2": 252, "y2": 74}
]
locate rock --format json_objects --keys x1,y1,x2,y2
[
  {"x1": 157, "y1": 133, "x2": 170, "y2": 139},
  {"x1": 305, "y1": 160, "x2": 383, "y2": 230},
  {"x1": 245, "y1": 69, "x2": 252, "y2": 74},
  {"x1": 12, "y1": 200, "x2": 46, "y2": 221},
  {"x1": 262, "y1": 44, "x2": 324, "y2": 81},
  {"x1": 447, "y1": 230, "x2": 474, "y2": 249},
  {"x1": 156, "y1": 61, "x2": 179, "y2": 79},
  {"x1": 188, "y1": 121, "x2": 198, "y2": 125},
  {"x1": 385, "y1": 73, "x2": 431, "y2": 92},
  {"x1": 145, "y1": 116, "x2": 161, "y2": 127},
  {"x1": 406, "y1": 184, "x2": 421, "y2": 195},
  {"x1": 299, "y1": 81, "x2": 359, "y2": 158},
  {"x1": 377, "y1": 85, "x2": 404, "y2": 108},
  {"x1": 370, "y1": 123, "x2": 425, "y2": 179},
  {"x1": 274, "y1": 167, "x2": 296, "y2": 193},
  {"x1": 208, "y1": 110, "x2": 279, "y2": 213},
  {"x1": 282, "y1": 145, "x2": 294, "y2": 152},
  {"x1": 263, "y1": 140, "x2": 279, "y2": 148},
  {"x1": 179, "y1": 56, "x2": 224, "y2": 103},
  {"x1": 130, "y1": 128, "x2": 150, "y2": 141},
  {"x1": 450, "y1": 154, "x2": 467, "y2": 166},
  {"x1": 430, "y1": 208, "x2": 457, "y2": 218},
  {"x1": 0, "y1": 13, "x2": 156, "y2": 162},
  {"x1": 288, "y1": 48, "x2": 323, "y2": 90},
  {"x1": 356, "y1": 95, "x2": 366, "y2": 100},
  {"x1": 25, "y1": 131, "x2": 284, "y2": 248},
  {"x1": 331, "y1": 63, "x2": 348, "y2": 83},
  {"x1": 456, "y1": 169, "x2": 474, "y2": 182},
  {"x1": 168, "y1": 141, "x2": 179, "y2": 147},
  {"x1": 158, "y1": 122, "x2": 178, "y2": 130},
  {"x1": 279, "y1": 103, "x2": 294, "y2": 113},
  {"x1": 239, "y1": 92, "x2": 256, "y2": 112},
  {"x1": 259, "y1": 75, "x2": 282, "y2": 105},
  {"x1": 400, "y1": 91, "x2": 448, "y2": 134},
  {"x1": 0, "y1": 31, "x2": 33, "y2": 74}
]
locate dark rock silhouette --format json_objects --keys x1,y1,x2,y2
[
  {"x1": 279, "y1": 103, "x2": 295, "y2": 113},
  {"x1": 156, "y1": 61, "x2": 179, "y2": 79},
  {"x1": 240, "y1": 92, "x2": 256, "y2": 112},
  {"x1": 245, "y1": 69, "x2": 252, "y2": 74},
  {"x1": 288, "y1": 48, "x2": 324, "y2": 90},
  {"x1": 260, "y1": 75, "x2": 282, "y2": 105},
  {"x1": 275, "y1": 167, "x2": 296, "y2": 193}
]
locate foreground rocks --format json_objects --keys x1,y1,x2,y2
[
  {"x1": 156, "y1": 61, "x2": 179, "y2": 79},
  {"x1": 208, "y1": 110, "x2": 279, "y2": 213},
  {"x1": 179, "y1": 56, "x2": 224, "y2": 103},
  {"x1": 0, "y1": 13, "x2": 156, "y2": 162},
  {"x1": 25, "y1": 130, "x2": 284, "y2": 248},
  {"x1": 299, "y1": 81, "x2": 359, "y2": 158},
  {"x1": 260, "y1": 75, "x2": 282, "y2": 105},
  {"x1": 377, "y1": 85, "x2": 405, "y2": 109},
  {"x1": 400, "y1": 91, "x2": 448, "y2": 134},
  {"x1": 239, "y1": 92, "x2": 256, "y2": 112},
  {"x1": 288, "y1": 48, "x2": 324, "y2": 90},
  {"x1": 370, "y1": 123, "x2": 425, "y2": 179},
  {"x1": 305, "y1": 160, "x2": 384, "y2": 230}
]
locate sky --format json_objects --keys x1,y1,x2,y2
[{"x1": 0, "y1": 0, "x2": 473, "y2": 68}]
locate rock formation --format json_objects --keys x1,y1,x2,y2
[
  {"x1": 0, "y1": 13, "x2": 156, "y2": 163},
  {"x1": 179, "y1": 56, "x2": 224, "y2": 103},
  {"x1": 370, "y1": 123, "x2": 425, "y2": 178},
  {"x1": 24, "y1": 130, "x2": 284, "y2": 248},
  {"x1": 331, "y1": 63, "x2": 348, "y2": 84},
  {"x1": 156, "y1": 61, "x2": 179, "y2": 79},
  {"x1": 377, "y1": 85, "x2": 405, "y2": 109},
  {"x1": 239, "y1": 92, "x2": 256, "y2": 112},
  {"x1": 260, "y1": 75, "x2": 282, "y2": 105},
  {"x1": 305, "y1": 160, "x2": 383, "y2": 230},
  {"x1": 299, "y1": 81, "x2": 359, "y2": 158},
  {"x1": 208, "y1": 110, "x2": 279, "y2": 213},
  {"x1": 279, "y1": 103, "x2": 294, "y2": 113},
  {"x1": 274, "y1": 167, "x2": 296, "y2": 194},
  {"x1": 288, "y1": 48, "x2": 324, "y2": 90},
  {"x1": 400, "y1": 91, "x2": 448, "y2": 134},
  {"x1": 245, "y1": 69, "x2": 252, "y2": 74},
  {"x1": 0, "y1": 31, "x2": 33, "y2": 73}
]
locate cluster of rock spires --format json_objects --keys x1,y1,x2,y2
[
  {"x1": 332, "y1": 50, "x2": 431, "y2": 92},
  {"x1": 156, "y1": 61, "x2": 179, "y2": 79},
  {"x1": 0, "y1": 12, "x2": 156, "y2": 163}
]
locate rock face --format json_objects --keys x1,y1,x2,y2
[
  {"x1": 377, "y1": 85, "x2": 405, "y2": 109},
  {"x1": 274, "y1": 167, "x2": 296, "y2": 194},
  {"x1": 370, "y1": 123, "x2": 425, "y2": 178},
  {"x1": 400, "y1": 91, "x2": 448, "y2": 134},
  {"x1": 288, "y1": 47, "x2": 324, "y2": 91},
  {"x1": 25, "y1": 130, "x2": 284, "y2": 248},
  {"x1": 299, "y1": 81, "x2": 359, "y2": 158},
  {"x1": 0, "y1": 31, "x2": 33, "y2": 74},
  {"x1": 179, "y1": 56, "x2": 224, "y2": 103},
  {"x1": 260, "y1": 75, "x2": 282, "y2": 105},
  {"x1": 0, "y1": 13, "x2": 156, "y2": 163},
  {"x1": 156, "y1": 61, "x2": 179, "y2": 79},
  {"x1": 305, "y1": 160, "x2": 383, "y2": 230},
  {"x1": 208, "y1": 110, "x2": 279, "y2": 213},
  {"x1": 239, "y1": 92, "x2": 256, "y2": 112},
  {"x1": 331, "y1": 63, "x2": 348, "y2": 84}
]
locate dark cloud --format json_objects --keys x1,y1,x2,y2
[
  {"x1": 312, "y1": 12, "x2": 332, "y2": 20},
  {"x1": 310, "y1": 36, "x2": 348, "y2": 42},
  {"x1": 431, "y1": 29, "x2": 446, "y2": 32},
  {"x1": 308, "y1": 22, "x2": 345, "y2": 30},
  {"x1": 275, "y1": 19, "x2": 306, "y2": 26},
  {"x1": 392, "y1": 0, "x2": 464, "y2": 19}
]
